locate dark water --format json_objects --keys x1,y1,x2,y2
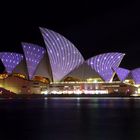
[{"x1": 0, "y1": 97, "x2": 140, "y2": 140}]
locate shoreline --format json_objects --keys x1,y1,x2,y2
[{"x1": 0, "y1": 93, "x2": 137, "y2": 99}]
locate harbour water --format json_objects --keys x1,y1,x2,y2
[{"x1": 0, "y1": 97, "x2": 140, "y2": 140}]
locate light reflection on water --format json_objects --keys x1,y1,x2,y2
[
  {"x1": 0, "y1": 97, "x2": 140, "y2": 109},
  {"x1": 0, "y1": 97, "x2": 140, "y2": 140},
  {"x1": 43, "y1": 97, "x2": 140, "y2": 109}
]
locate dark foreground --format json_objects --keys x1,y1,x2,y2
[{"x1": 0, "y1": 97, "x2": 140, "y2": 140}]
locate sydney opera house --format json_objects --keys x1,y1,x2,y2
[{"x1": 0, "y1": 27, "x2": 139, "y2": 95}]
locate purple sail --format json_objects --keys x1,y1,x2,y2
[
  {"x1": 40, "y1": 27, "x2": 84, "y2": 81},
  {"x1": 22, "y1": 43, "x2": 46, "y2": 80},
  {"x1": 0, "y1": 52, "x2": 23, "y2": 74},
  {"x1": 87, "y1": 53, "x2": 125, "y2": 81},
  {"x1": 113, "y1": 67, "x2": 130, "y2": 81},
  {"x1": 131, "y1": 68, "x2": 140, "y2": 84}
]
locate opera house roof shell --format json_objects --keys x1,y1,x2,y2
[{"x1": 0, "y1": 27, "x2": 139, "y2": 84}]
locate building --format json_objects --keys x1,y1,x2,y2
[{"x1": 0, "y1": 27, "x2": 139, "y2": 95}]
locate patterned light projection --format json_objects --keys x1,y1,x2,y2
[
  {"x1": 0, "y1": 52, "x2": 23, "y2": 74},
  {"x1": 87, "y1": 53, "x2": 125, "y2": 81},
  {"x1": 131, "y1": 68, "x2": 140, "y2": 84},
  {"x1": 40, "y1": 27, "x2": 85, "y2": 81},
  {"x1": 22, "y1": 43, "x2": 46, "y2": 80},
  {"x1": 113, "y1": 67, "x2": 130, "y2": 81}
]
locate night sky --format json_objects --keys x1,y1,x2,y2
[{"x1": 0, "y1": 0, "x2": 140, "y2": 71}]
